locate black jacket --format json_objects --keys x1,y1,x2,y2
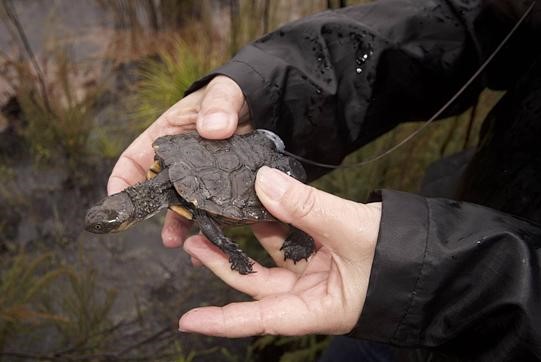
[{"x1": 187, "y1": 0, "x2": 541, "y2": 360}]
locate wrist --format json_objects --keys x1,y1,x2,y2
[{"x1": 362, "y1": 202, "x2": 382, "y2": 248}]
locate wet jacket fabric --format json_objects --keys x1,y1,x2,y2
[{"x1": 186, "y1": 0, "x2": 541, "y2": 360}]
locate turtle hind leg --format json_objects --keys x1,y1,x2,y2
[
  {"x1": 281, "y1": 227, "x2": 315, "y2": 263},
  {"x1": 194, "y1": 210, "x2": 254, "y2": 275}
]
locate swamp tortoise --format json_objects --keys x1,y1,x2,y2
[{"x1": 85, "y1": 130, "x2": 315, "y2": 274}]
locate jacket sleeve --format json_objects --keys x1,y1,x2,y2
[
  {"x1": 186, "y1": 0, "x2": 539, "y2": 180},
  {"x1": 350, "y1": 190, "x2": 541, "y2": 361}
]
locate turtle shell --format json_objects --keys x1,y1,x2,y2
[{"x1": 152, "y1": 130, "x2": 306, "y2": 223}]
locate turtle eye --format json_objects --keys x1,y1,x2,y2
[{"x1": 94, "y1": 224, "x2": 102, "y2": 232}]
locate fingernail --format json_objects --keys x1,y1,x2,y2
[
  {"x1": 161, "y1": 222, "x2": 183, "y2": 248},
  {"x1": 201, "y1": 112, "x2": 230, "y2": 131},
  {"x1": 257, "y1": 166, "x2": 290, "y2": 201},
  {"x1": 162, "y1": 231, "x2": 181, "y2": 248}
]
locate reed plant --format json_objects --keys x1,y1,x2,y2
[
  {"x1": 49, "y1": 268, "x2": 117, "y2": 353},
  {"x1": 0, "y1": 252, "x2": 66, "y2": 352},
  {"x1": 0, "y1": 249, "x2": 120, "y2": 359},
  {"x1": 134, "y1": 40, "x2": 208, "y2": 130},
  {"x1": 1, "y1": 52, "x2": 102, "y2": 184}
]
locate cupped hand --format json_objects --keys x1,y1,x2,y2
[
  {"x1": 179, "y1": 166, "x2": 382, "y2": 336},
  {"x1": 107, "y1": 75, "x2": 251, "y2": 248}
]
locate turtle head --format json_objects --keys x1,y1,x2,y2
[{"x1": 85, "y1": 192, "x2": 136, "y2": 234}]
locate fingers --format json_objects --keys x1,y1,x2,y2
[
  {"x1": 183, "y1": 235, "x2": 297, "y2": 299},
  {"x1": 179, "y1": 294, "x2": 344, "y2": 337},
  {"x1": 250, "y1": 222, "x2": 288, "y2": 264},
  {"x1": 196, "y1": 76, "x2": 246, "y2": 139},
  {"x1": 107, "y1": 132, "x2": 155, "y2": 195},
  {"x1": 162, "y1": 212, "x2": 204, "y2": 267},
  {"x1": 161, "y1": 211, "x2": 192, "y2": 248},
  {"x1": 255, "y1": 167, "x2": 381, "y2": 256}
]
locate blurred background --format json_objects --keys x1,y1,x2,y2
[{"x1": 0, "y1": 0, "x2": 499, "y2": 360}]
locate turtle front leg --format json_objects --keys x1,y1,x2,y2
[
  {"x1": 194, "y1": 210, "x2": 254, "y2": 275},
  {"x1": 281, "y1": 227, "x2": 315, "y2": 263}
]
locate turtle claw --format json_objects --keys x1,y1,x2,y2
[
  {"x1": 281, "y1": 228, "x2": 316, "y2": 264},
  {"x1": 281, "y1": 241, "x2": 312, "y2": 263},
  {"x1": 223, "y1": 242, "x2": 255, "y2": 274},
  {"x1": 194, "y1": 211, "x2": 255, "y2": 275},
  {"x1": 229, "y1": 255, "x2": 255, "y2": 275}
]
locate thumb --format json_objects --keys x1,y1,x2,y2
[
  {"x1": 255, "y1": 166, "x2": 380, "y2": 254},
  {"x1": 197, "y1": 75, "x2": 246, "y2": 139}
]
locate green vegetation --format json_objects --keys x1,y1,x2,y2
[
  {"x1": 247, "y1": 335, "x2": 331, "y2": 362},
  {"x1": 0, "y1": 250, "x2": 116, "y2": 357},
  {"x1": 0, "y1": 253, "x2": 66, "y2": 351},
  {"x1": 0, "y1": 249, "x2": 211, "y2": 360},
  {"x1": 15, "y1": 56, "x2": 100, "y2": 170},
  {"x1": 49, "y1": 267, "x2": 116, "y2": 353},
  {"x1": 134, "y1": 41, "x2": 208, "y2": 130}
]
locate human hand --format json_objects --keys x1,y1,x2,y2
[
  {"x1": 179, "y1": 166, "x2": 382, "y2": 336},
  {"x1": 107, "y1": 76, "x2": 250, "y2": 249}
]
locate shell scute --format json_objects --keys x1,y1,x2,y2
[
  {"x1": 198, "y1": 168, "x2": 232, "y2": 205},
  {"x1": 216, "y1": 151, "x2": 241, "y2": 172},
  {"x1": 153, "y1": 131, "x2": 305, "y2": 222}
]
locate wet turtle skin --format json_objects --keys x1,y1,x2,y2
[{"x1": 85, "y1": 130, "x2": 315, "y2": 274}]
